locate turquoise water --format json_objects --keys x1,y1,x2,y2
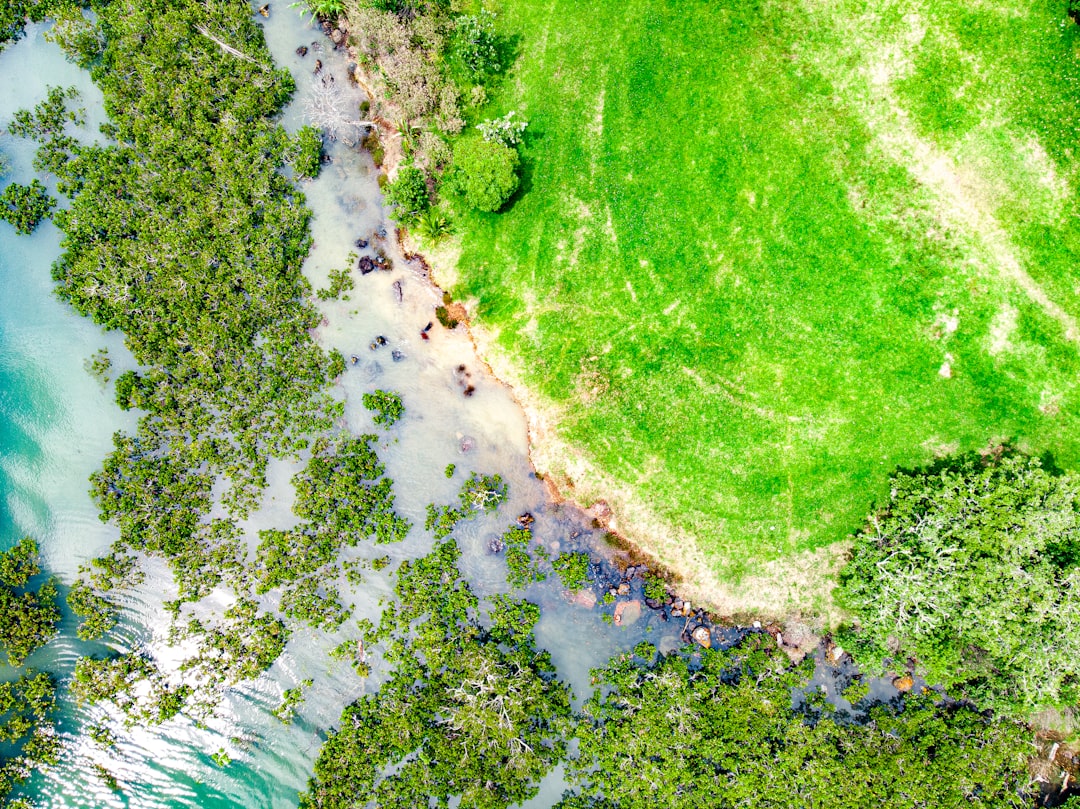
[{"x1": 0, "y1": 9, "x2": 676, "y2": 808}]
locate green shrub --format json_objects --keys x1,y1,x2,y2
[
  {"x1": 552, "y1": 552, "x2": 589, "y2": 590},
  {"x1": 643, "y1": 575, "x2": 666, "y2": 602},
  {"x1": 0, "y1": 179, "x2": 55, "y2": 234},
  {"x1": 452, "y1": 138, "x2": 519, "y2": 212},
  {"x1": 384, "y1": 166, "x2": 429, "y2": 224},
  {"x1": 290, "y1": 125, "x2": 323, "y2": 180},
  {"x1": 453, "y1": 9, "x2": 500, "y2": 79},
  {"x1": 362, "y1": 389, "x2": 404, "y2": 427}
]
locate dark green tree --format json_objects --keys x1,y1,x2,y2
[{"x1": 837, "y1": 452, "x2": 1080, "y2": 716}]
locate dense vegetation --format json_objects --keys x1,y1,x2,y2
[
  {"x1": 837, "y1": 451, "x2": 1080, "y2": 717},
  {"x1": 435, "y1": 0, "x2": 1080, "y2": 612},
  {"x1": 0, "y1": 540, "x2": 63, "y2": 803},
  {"x1": 0, "y1": 671, "x2": 61, "y2": 804},
  {"x1": 0, "y1": 539, "x2": 60, "y2": 667},
  {"x1": 559, "y1": 636, "x2": 1035, "y2": 808},
  {"x1": 3, "y1": 0, "x2": 410, "y2": 730},
  {"x1": 343, "y1": 0, "x2": 523, "y2": 229},
  {"x1": 301, "y1": 540, "x2": 572, "y2": 809},
  {"x1": 0, "y1": 179, "x2": 55, "y2": 234}
]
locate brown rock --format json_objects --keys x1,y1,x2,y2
[
  {"x1": 258, "y1": 4, "x2": 269, "y2": 16},
  {"x1": 613, "y1": 600, "x2": 642, "y2": 627},
  {"x1": 331, "y1": 28, "x2": 344, "y2": 45},
  {"x1": 893, "y1": 675, "x2": 914, "y2": 692},
  {"x1": 617, "y1": 583, "x2": 630, "y2": 596},
  {"x1": 691, "y1": 626, "x2": 712, "y2": 648},
  {"x1": 568, "y1": 590, "x2": 597, "y2": 609}
]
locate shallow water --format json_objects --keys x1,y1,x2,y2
[{"x1": 1, "y1": 8, "x2": 681, "y2": 808}]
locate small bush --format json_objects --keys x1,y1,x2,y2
[
  {"x1": 289, "y1": 126, "x2": 323, "y2": 179},
  {"x1": 435, "y1": 305, "x2": 458, "y2": 329},
  {"x1": 451, "y1": 138, "x2": 519, "y2": 212},
  {"x1": 0, "y1": 179, "x2": 55, "y2": 234},
  {"x1": 384, "y1": 166, "x2": 430, "y2": 224},
  {"x1": 362, "y1": 389, "x2": 404, "y2": 426},
  {"x1": 553, "y1": 552, "x2": 589, "y2": 590},
  {"x1": 453, "y1": 10, "x2": 500, "y2": 79}
]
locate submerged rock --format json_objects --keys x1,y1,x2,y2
[
  {"x1": 893, "y1": 674, "x2": 914, "y2": 692},
  {"x1": 613, "y1": 600, "x2": 641, "y2": 626},
  {"x1": 568, "y1": 590, "x2": 597, "y2": 609},
  {"x1": 296, "y1": 45, "x2": 308, "y2": 58}
]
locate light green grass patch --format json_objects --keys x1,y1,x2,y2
[{"x1": 448, "y1": 0, "x2": 1080, "y2": 606}]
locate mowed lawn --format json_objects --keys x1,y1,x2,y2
[{"x1": 449, "y1": 0, "x2": 1080, "y2": 610}]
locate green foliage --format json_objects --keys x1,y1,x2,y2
[
  {"x1": 0, "y1": 671, "x2": 60, "y2": 803},
  {"x1": 289, "y1": 125, "x2": 323, "y2": 180},
  {"x1": 6, "y1": 85, "x2": 82, "y2": 139},
  {"x1": 841, "y1": 676, "x2": 870, "y2": 705},
  {"x1": 444, "y1": 462, "x2": 456, "y2": 478},
  {"x1": 0, "y1": 0, "x2": 86, "y2": 52},
  {"x1": 362, "y1": 389, "x2": 404, "y2": 427},
  {"x1": 838, "y1": 452, "x2": 1080, "y2": 716},
  {"x1": 330, "y1": 639, "x2": 370, "y2": 677},
  {"x1": 88, "y1": 723, "x2": 116, "y2": 748},
  {"x1": 301, "y1": 541, "x2": 572, "y2": 809},
  {"x1": 562, "y1": 634, "x2": 1033, "y2": 809},
  {"x1": 176, "y1": 599, "x2": 289, "y2": 697},
  {"x1": 316, "y1": 267, "x2": 354, "y2": 301},
  {"x1": 477, "y1": 111, "x2": 527, "y2": 148},
  {"x1": 453, "y1": 9, "x2": 500, "y2": 79},
  {"x1": 42, "y1": 3, "x2": 104, "y2": 67},
  {"x1": 383, "y1": 166, "x2": 430, "y2": 224},
  {"x1": 451, "y1": 137, "x2": 519, "y2": 212},
  {"x1": 273, "y1": 679, "x2": 313, "y2": 724},
  {"x1": 643, "y1": 575, "x2": 666, "y2": 602},
  {"x1": 501, "y1": 525, "x2": 545, "y2": 589},
  {"x1": 210, "y1": 748, "x2": 231, "y2": 767},
  {"x1": 0, "y1": 540, "x2": 60, "y2": 667},
  {"x1": 459, "y1": 471, "x2": 508, "y2": 512},
  {"x1": 416, "y1": 207, "x2": 453, "y2": 241},
  {"x1": 281, "y1": 578, "x2": 350, "y2": 631},
  {"x1": 552, "y1": 551, "x2": 589, "y2": 590},
  {"x1": 72, "y1": 653, "x2": 191, "y2": 728},
  {"x1": 0, "y1": 538, "x2": 40, "y2": 586},
  {"x1": 67, "y1": 579, "x2": 118, "y2": 640},
  {"x1": 425, "y1": 503, "x2": 465, "y2": 539},
  {"x1": 290, "y1": 0, "x2": 345, "y2": 20},
  {"x1": 0, "y1": 179, "x2": 56, "y2": 234}
]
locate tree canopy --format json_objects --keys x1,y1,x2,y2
[{"x1": 837, "y1": 452, "x2": 1080, "y2": 716}]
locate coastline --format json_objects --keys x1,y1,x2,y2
[
  {"x1": 335, "y1": 17, "x2": 845, "y2": 629},
  {"x1": 414, "y1": 228, "x2": 849, "y2": 627}
]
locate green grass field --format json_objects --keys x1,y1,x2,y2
[{"x1": 447, "y1": 0, "x2": 1080, "y2": 615}]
